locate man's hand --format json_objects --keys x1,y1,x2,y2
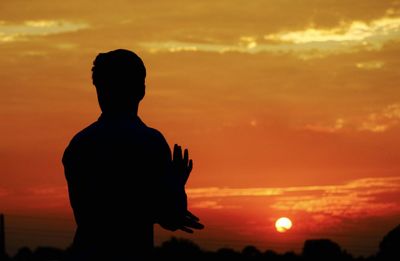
[
  {"x1": 178, "y1": 210, "x2": 204, "y2": 233},
  {"x1": 162, "y1": 144, "x2": 204, "y2": 234},
  {"x1": 159, "y1": 210, "x2": 204, "y2": 233},
  {"x1": 173, "y1": 144, "x2": 193, "y2": 186}
]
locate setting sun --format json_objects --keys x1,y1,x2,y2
[{"x1": 275, "y1": 217, "x2": 293, "y2": 233}]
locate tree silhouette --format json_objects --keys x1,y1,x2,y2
[
  {"x1": 12, "y1": 247, "x2": 31, "y2": 261},
  {"x1": 302, "y1": 239, "x2": 351, "y2": 261},
  {"x1": 377, "y1": 224, "x2": 400, "y2": 261},
  {"x1": 242, "y1": 245, "x2": 262, "y2": 260},
  {"x1": 156, "y1": 237, "x2": 203, "y2": 260},
  {"x1": 7, "y1": 223, "x2": 400, "y2": 261}
]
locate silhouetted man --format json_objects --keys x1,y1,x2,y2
[{"x1": 62, "y1": 49, "x2": 203, "y2": 260}]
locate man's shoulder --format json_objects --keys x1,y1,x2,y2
[
  {"x1": 136, "y1": 118, "x2": 166, "y2": 142},
  {"x1": 145, "y1": 126, "x2": 166, "y2": 142},
  {"x1": 137, "y1": 120, "x2": 170, "y2": 154},
  {"x1": 69, "y1": 121, "x2": 100, "y2": 145},
  {"x1": 63, "y1": 122, "x2": 100, "y2": 160}
]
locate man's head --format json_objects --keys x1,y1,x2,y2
[{"x1": 92, "y1": 49, "x2": 146, "y2": 114}]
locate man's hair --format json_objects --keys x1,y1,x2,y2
[{"x1": 92, "y1": 49, "x2": 146, "y2": 97}]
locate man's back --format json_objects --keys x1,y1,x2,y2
[{"x1": 63, "y1": 113, "x2": 172, "y2": 259}]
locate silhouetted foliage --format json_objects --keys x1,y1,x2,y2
[
  {"x1": 303, "y1": 239, "x2": 344, "y2": 260},
  {"x1": 6, "y1": 223, "x2": 400, "y2": 261},
  {"x1": 282, "y1": 251, "x2": 302, "y2": 261},
  {"x1": 157, "y1": 237, "x2": 202, "y2": 259},
  {"x1": 242, "y1": 245, "x2": 262, "y2": 259},
  {"x1": 215, "y1": 247, "x2": 241, "y2": 261},
  {"x1": 263, "y1": 250, "x2": 279, "y2": 261},
  {"x1": 32, "y1": 247, "x2": 64, "y2": 261},
  {"x1": 377, "y1": 224, "x2": 400, "y2": 261},
  {"x1": 13, "y1": 247, "x2": 32, "y2": 261}
]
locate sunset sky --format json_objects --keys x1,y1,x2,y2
[{"x1": 1, "y1": 0, "x2": 400, "y2": 257}]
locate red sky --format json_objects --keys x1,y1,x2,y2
[{"x1": 1, "y1": 0, "x2": 400, "y2": 256}]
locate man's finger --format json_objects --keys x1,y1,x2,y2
[
  {"x1": 182, "y1": 218, "x2": 204, "y2": 230},
  {"x1": 176, "y1": 146, "x2": 182, "y2": 162},
  {"x1": 186, "y1": 210, "x2": 199, "y2": 221},
  {"x1": 188, "y1": 159, "x2": 193, "y2": 174},
  {"x1": 173, "y1": 144, "x2": 179, "y2": 162},
  {"x1": 179, "y1": 226, "x2": 194, "y2": 234},
  {"x1": 183, "y1": 149, "x2": 189, "y2": 165},
  {"x1": 173, "y1": 144, "x2": 184, "y2": 164}
]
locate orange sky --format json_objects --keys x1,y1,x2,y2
[{"x1": 1, "y1": 0, "x2": 400, "y2": 256}]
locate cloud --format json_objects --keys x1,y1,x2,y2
[
  {"x1": 304, "y1": 118, "x2": 345, "y2": 133},
  {"x1": 27, "y1": 186, "x2": 68, "y2": 197},
  {"x1": 140, "y1": 37, "x2": 338, "y2": 57},
  {"x1": 271, "y1": 177, "x2": 400, "y2": 218},
  {"x1": 188, "y1": 187, "x2": 283, "y2": 199},
  {"x1": 140, "y1": 15, "x2": 400, "y2": 59},
  {"x1": 356, "y1": 60, "x2": 385, "y2": 70},
  {"x1": 265, "y1": 17, "x2": 400, "y2": 46},
  {"x1": 140, "y1": 38, "x2": 262, "y2": 54},
  {"x1": 191, "y1": 200, "x2": 224, "y2": 209},
  {"x1": 188, "y1": 177, "x2": 400, "y2": 198},
  {"x1": 302, "y1": 104, "x2": 400, "y2": 133},
  {"x1": 188, "y1": 177, "x2": 400, "y2": 218},
  {"x1": 0, "y1": 20, "x2": 89, "y2": 43},
  {"x1": 360, "y1": 103, "x2": 400, "y2": 132},
  {"x1": 0, "y1": 186, "x2": 69, "y2": 212}
]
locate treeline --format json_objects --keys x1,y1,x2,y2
[
  {"x1": 153, "y1": 226, "x2": 399, "y2": 261},
  {"x1": 2, "y1": 224, "x2": 399, "y2": 261}
]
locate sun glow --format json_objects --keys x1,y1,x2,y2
[{"x1": 275, "y1": 217, "x2": 293, "y2": 233}]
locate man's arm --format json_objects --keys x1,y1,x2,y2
[{"x1": 62, "y1": 141, "x2": 89, "y2": 229}]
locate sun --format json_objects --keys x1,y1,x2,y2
[{"x1": 275, "y1": 217, "x2": 293, "y2": 233}]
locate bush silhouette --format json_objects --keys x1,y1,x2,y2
[
  {"x1": 242, "y1": 245, "x2": 262, "y2": 260},
  {"x1": 378, "y1": 224, "x2": 400, "y2": 261},
  {"x1": 157, "y1": 237, "x2": 203, "y2": 260},
  {"x1": 7, "y1": 225, "x2": 400, "y2": 261},
  {"x1": 303, "y1": 239, "x2": 343, "y2": 260},
  {"x1": 13, "y1": 247, "x2": 31, "y2": 261}
]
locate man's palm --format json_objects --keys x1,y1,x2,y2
[{"x1": 172, "y1": 144, "x2": 193, "y2": 186}]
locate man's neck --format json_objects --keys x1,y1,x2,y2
[{"x1": 99, "y1": 110, "x2": 139, "y2": 121}]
